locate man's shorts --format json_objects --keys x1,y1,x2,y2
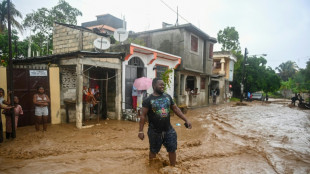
[
  {"x1": 147, "y1": 126, "x2": 177, "y2": 153},
  {"x1": 35, "y1": 106, "x2": 48, "y2": 116}
]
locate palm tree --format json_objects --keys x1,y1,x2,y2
[
  {"x1": 276, "y1": 61, "x2": 299, "y2": 81},
  {"x1": 0, "y1": 0, "x2": 23, "y2": 33}
]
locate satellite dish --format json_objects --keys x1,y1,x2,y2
[
  {"x1": 93, "y1": 37, "x2": 110, "y2": 50},
  {"x1": 113, "y1": 28, "x2": 128, "y2": 42}
]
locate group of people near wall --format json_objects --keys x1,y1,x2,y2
[
  {"x1": 0, "y1": 86, "x2": 49, "y2": 143},
  {"x1": 83, "y1": 85, "x2": 101, "y2": 115}
]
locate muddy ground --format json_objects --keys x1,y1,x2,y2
[{"x1": 0, "y1": 99, "x2": 309, "y2": 174}]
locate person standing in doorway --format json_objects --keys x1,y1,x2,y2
[
  {"x1": 33, "y1": 86, "x2": 50, "y2": 131},
  {"x1": 212, "y1": 89, "x2": 217, "y2": 104},
  {"x1": 132, "y1": 85, "x2": 138, "y2": 112},
  {"x1": 138, "y1": 78, "x2": 192, "y2": 166}
]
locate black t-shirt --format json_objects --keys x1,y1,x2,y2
[{"x1": 142, "y1": 93, "x2": 175, "y2": 132}]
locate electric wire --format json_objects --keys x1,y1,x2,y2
[{"x1": 159, "y1": 0, "x2": 191, "y2": 24}]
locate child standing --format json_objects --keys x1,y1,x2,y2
[{"x1": 3, "y1": 96, "x2": 23, "y2": 139}]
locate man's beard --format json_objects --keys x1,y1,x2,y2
[{"x1": 155, "y1": 88, "x2": 164, "y2": 95}]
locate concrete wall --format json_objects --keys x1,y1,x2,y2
[
  {"x1": 182, "y1": 31, "x2": 203, "y2": 72},
  {"x1": 134, "y1": 28, "x2": 214, "y2": 75},
  {"x1": 175, "y1": 71, "x2": 209, "y2": 107},
  {"x1": 49, "y1": 65, "x2": 61, "y2": 124},
  {"x1": 205, "y1": 42, "x2": 214, "y2": 75},
  {"x1": 122, "y1": 52, "x2": 179, "y2": 110},
  {"x1": 133, "y1": 27, "x2": 214, "y2": 107},
  {"x1": 53, "y1": 23, "x2": 109, "y2": 54},
  {"x1": 60, "y1": 65, "x2": 77, "y2": 123}
]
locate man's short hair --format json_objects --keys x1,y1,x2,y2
[{"x1": 152, "y1": 77, "x2": 163, "y2": 88}]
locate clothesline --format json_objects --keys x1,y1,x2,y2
[{"x1": 79, "y1": 72, "x2": 120, "y2": 81}]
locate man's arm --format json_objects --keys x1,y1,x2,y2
[
  {"x1": 138, "y1": 107, "x2": 149, "y2": 140},
  {"x1": 171, "y1": 104, "x2": 192, "y2": 129}
]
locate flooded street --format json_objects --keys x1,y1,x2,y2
[{"x1": 0, "y1": 100, "x2": 309, "y2": 174}]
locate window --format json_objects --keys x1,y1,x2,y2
[
  {"x1": 191, "y1": 35, "x2": 198, "y2": 52},
  {"x1": 214, "y1": 60, "x2": 221, "y2": 69},
  {"x1": 186, "y1": 76, "x2": 195, "y2": 91},
  {"x1": 156, "y1": 65, "x2": 168, "y2": 78},
  {"x1": 201, "y1": 77, "x2": 206, "y2": 90},
  {"x1": 209, "y1": 44, "x2": 213, "y2": 58},
  {"x1": 128, "y1": 57, "x2": 144, "y2": 67}
]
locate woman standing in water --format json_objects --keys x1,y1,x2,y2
[{"x1": 33, "y1": 86, "x2": 50, "y2": 131}]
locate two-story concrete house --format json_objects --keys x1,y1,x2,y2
[
  {"x1": 130, "y1": 23, "x2": 217, "y2": 107},
  {"x1": 211, "y1": 51, "x2": 236, "y2": 103}
]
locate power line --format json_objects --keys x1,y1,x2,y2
[{"x1": 159, "y1": 0, "x2": 191, "y2": 24}]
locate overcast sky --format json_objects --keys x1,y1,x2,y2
[{"x1": 14, "y1": 0, "x2": 310, "y2": 69}]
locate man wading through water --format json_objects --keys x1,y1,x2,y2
[{"x1": 138, "y1": 78, "x2": 192, "y2": 166}]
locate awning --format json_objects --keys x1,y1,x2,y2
[{"x1": 124, "y1": 43, "x2": 181, "y2": 69}]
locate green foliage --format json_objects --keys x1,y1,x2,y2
[
  {"x1": 0, "y1": 29, "x2": 30, "y2": 65},
  {"x1": 0, "y1": 29, "x2": 18, "y2": 53},
  {"x1": 244, "y1": 56, "x2": 280, "y2": 93},
  {"x1": 23, "y1": 0, "x2": 82, "y2": 35},
  {"x1": 231, "y1": 50, "x2": 251, "y2": 97},
  {"x1": 231, "y1": 55, "x2": 281, "y2": 96},
  {"x1": 22, "y1": 0, "x2": 82, "y2": 56},
  {"x1": 280, "y1": 59, "x2": 310, "y2": 94},
  {"x1": 0, "y1": 0, "x2": 23, "y2": 33},
  {"x1": 230, "y1": 97, "x2": 240, "y2": 102},
  {"x1": 276, "y1": 61, "x2": 298, "y2": 81},
  {"x1": 161, "y1": 68, "x2": 173, "y2": 92},
  {"x1": 217, "y1": 27, "x2": 241, "y2": 51}
]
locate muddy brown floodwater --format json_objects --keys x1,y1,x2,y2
[{"x1": 0, "y1": 100, "x2": 309, "y2": 174}]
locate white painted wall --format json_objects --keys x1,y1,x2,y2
[{"x1": 122, "y1": 53, "x2": 179, "y2": 110}]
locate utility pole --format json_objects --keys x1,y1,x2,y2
[
  {"x1": 240, "y1": 48, "x2": 248, "y2": 102},
  {"x1": 7, "y1": 0, "x2": 16, "y2": 138}
]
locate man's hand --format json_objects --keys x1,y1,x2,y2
[
  {"x1": 185, "y1": 121, "x2": 192, "y2": 129},
  {"x1": 138, "y1": 132, "x2": 144, "y2": 140}
]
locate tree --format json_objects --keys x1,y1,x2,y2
[
  {"x1": 276, "y1": 61, "x2": 299, "y2": 81},
  {"x1": 291, "y1": 59, "x2": 310, "y2": 93},
  {"x1": 217, "y1": 27, "x2": 243, "y2": 97},
  {"x1": 262, "y1": 67, "x2": 281, "y2": 93},
  {"x1": 0, "y1": 0, "x2": 23, "y2": 33},
  {"x1": 23, "y1": 0, "x2": 82, "y2": 55},
  {"x1": 0, "y1": 29, "x2": 30, "y2": 66},
  {"x1": 217, "y1": 27, "x2": 240, "y2": 51},
  {"x1": 243, "y1": 56, "x2": 280, "y2": 93}
]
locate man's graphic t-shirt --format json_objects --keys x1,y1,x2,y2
[{"x1": 142, "y1": 93, "x2": 175, "y2": 132}]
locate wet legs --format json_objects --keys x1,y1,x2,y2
[
  {"x1": 35, "y1": 116, "x2": 42, "y2": 131},
  {"x1": 168, "y1": 152, "x2": 176, "y2": 166},
  {"x1": 42, "y1": 116, "x2": 48, "y2": 131},
  {"x1": 35, "y1": 116, "x2": 48, "y2": 131},
  {"x1": 149, "y1": 151, "x2": 176, "y2": 166}
]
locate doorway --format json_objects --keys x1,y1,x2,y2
[{"x1": 125, "y1": 57, "x2": 146, "y2": 109}]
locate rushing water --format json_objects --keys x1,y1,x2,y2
[{"x1": 0, "y1": 100, "x2": 309, "y2": 174}]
